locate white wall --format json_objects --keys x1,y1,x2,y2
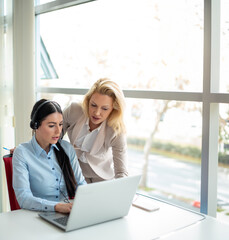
[
  {"x1": 13, "y1": 0, "x2": 35, "y2": 145},
  {"x1": 0, "y1": 0, "x2": 35, "y2": 212}
]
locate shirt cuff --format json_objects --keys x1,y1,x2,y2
[{"x1": 42, "y1": 201, "x2": 57, "y2": 211}]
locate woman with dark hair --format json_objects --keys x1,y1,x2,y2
[{"x1": 12, "y1": 99, "x2": 86, "y2": 213}]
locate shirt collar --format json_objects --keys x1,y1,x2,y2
[
  {"x1": 31, "y1": 135, "x2": 59, "y2": 157},
  {"x1": 85, "y1": 118, "x2": 105, "y2": 132}
]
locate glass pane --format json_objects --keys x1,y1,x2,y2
[
  {"x1": 220, "y1": 1, "x2": 229, "y2": 93},
  {"x1": 217, "y1": 104, "x2": 229, "y2": 224},
  {"x1": 41, "y1": 93, "x2": 202, "y2": 211},
  {"x1": 35, "y1": 0, "x2": 55, "y2": 6},
  {"x1": 126, "y1": 99, "x2": 202, "y2": 211},
  {"x1": 37, "y1": 0, "x2": 203, "y2": 91},
  {"x1": 38, "y1": 93, "x2": 84, "y2": 109}
]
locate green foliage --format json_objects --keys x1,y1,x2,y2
[
  {"x1": 127, "y1": 138, "x2": 201, "y2": 159},
  {"x1": 128, "y1": 137, "x2": 229, "y2": 165},
  {"x1": 218, "y1": 153, "x2": 229, "y2": 165},
  {"x1": 152, "y1": 142, "x2": 201, "y2": 158},
  {"x1": 127, "y1": 138, "x2": 146, "y2": 146},
  {"x1": 217, "y1": 207, "x2": 226, "y2": 213}
]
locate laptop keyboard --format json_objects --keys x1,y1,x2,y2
[{"x1": 53, "y1": 215, "x2": 69, "y2": 226}]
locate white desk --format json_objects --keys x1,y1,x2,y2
[{"x1": 0, "y1": 195, "x2": 228, "y2": 240}]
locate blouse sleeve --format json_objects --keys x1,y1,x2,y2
[
  {"x1": 62, "y1": 102, "x2": 83, "y2": 136},
  {"x1": 12, "y1": 147, "x2": 57, "y2": 211},
  {"x1": 110, "y1": 133, "x2": 128, "y2": 178},
  {"x1": 62, "y1": 103, "x2": 72, "y2": 136}
]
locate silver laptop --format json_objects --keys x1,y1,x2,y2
[{"x1": 38, "y1": 175, "x2": 141, "y2": 232}]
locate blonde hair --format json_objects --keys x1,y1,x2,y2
[{"x1": 82, "y1": 78, "x2": 126, "y2": 135}]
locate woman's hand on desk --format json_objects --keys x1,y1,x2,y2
[
  {"x1": 54, "y1": 202, "x2": 73, "y2": 213},
  {"x1": 10, "y1": 147, "x2": 16, "y2": 154}
]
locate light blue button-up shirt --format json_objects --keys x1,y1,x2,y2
[{"x1": 12, "y1": 135, "x2": 87, "y2": 211}]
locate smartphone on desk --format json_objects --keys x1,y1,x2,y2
[{"x1": 132, "y1": 195, "x2": 160, "y2": 212}]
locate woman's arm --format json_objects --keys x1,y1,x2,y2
[
  {"x1": 111, "y1": 133, "x2": 128, "y2": 178},
  {"x1": 12, "y1": 147, "x2": 70, "y2": 212},
  {"x1": 62, "y1": 102, "x2": 83, "y2": 136},
  {"x1": 62, "y1": 104, "x2": 72, "y2": 136}
]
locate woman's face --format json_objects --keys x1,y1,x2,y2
[
  {"x1": 35, "y1": 112, "x2": 63, "y2": 151},
  {"x1": 89, "y1": 92, "x2": 114, "y2": 130}
]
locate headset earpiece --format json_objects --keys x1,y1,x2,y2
[
  {"x1": 30, "y1": 120, "x2": 38, "y2": 130},
  {"x1": 30, "y1": 100, "x2": 51, "y2": 130},
  {"x1": 30, "y1": 120, "x2": 34, "y2": 129},
  {"x1": 34, "y1": 122, "x2": 38, "y2": 130}
]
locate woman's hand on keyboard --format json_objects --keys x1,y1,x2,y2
[{"x1": 54, "y1": 202, "x2": 73, "y2": 213}]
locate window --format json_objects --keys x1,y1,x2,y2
[
  {"x1": 217, "y1": 104, "x2": 229, "y2": 220},
  {"x1": 220, "y1": 0, "x2": 229, "y2": 93},
  {"x1": 36, "y1": 0, "x2": 229, "y2": 224},
  {"x1": 37, "y1": 0, "x2": 203, "y2": 92}
]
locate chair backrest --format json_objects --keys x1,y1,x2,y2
[{"x1": 2, "y1": 154, "x2": 20, "y2": 211}]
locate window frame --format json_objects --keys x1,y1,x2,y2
[{"x1": 35, "y1": 0, "x2": 226, "y2": 217}]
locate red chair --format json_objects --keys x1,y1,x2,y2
[{"x1": 2, "y1": 154, "x2": 20, "y2": 210}]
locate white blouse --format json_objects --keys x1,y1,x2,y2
[{"x1": 74, "y1": 118, "x2": 104, "y2": 163}]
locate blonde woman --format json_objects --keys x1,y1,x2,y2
[{"x1": 63, "y1": 78, "x2": 128, "y2": 183}]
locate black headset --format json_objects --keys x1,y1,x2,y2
[{"x1": 30, "y1": 100, "x2": 52, "y2": 130}]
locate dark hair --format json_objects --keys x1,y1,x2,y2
[
  {"x1": 54, "y1": 142, "x2": 77, "y2": 199},
  {"x1": 31, "y1": 99, "x2": 77, "y2": 198},
  {"x1": 30, "y1": 99, "x2": 62, "y2": 130}
]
